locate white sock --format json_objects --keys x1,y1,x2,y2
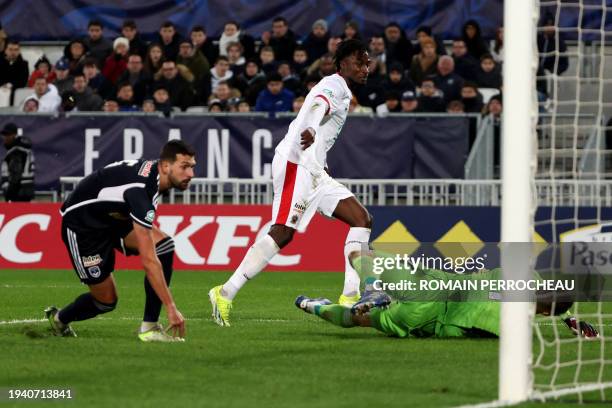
[
  {"x1": 222, "y1": 235, "x2": 280, "y2": 300},
  {"x1": 343, "y1": 227, "x2": 371, "y2": 296},
  {"x1": 140, "y1": 321, "x2": 158, "y2": 333}
]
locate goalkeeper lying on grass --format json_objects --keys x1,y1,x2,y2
[{"x1": 296, "y1": 250, "x2": 599, "y2": 339}]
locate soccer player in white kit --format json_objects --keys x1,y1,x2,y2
[{"x1": 209, "y1": 39, "x2": 372, "y2": 326}]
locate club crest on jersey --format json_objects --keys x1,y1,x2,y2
[
  {"x1": 138, "y1": 161, "x2": 154, "y2": 177},
  {"x1": 88, "y1": 266, "x2": 101, "y2": 278},
  {"x1": 290, "y1": 214, "x2": 299, "y2": 224},
  {"x1": 145, "y1": 210, "x2": 155, "y2": 223},
  {"x1": 82, "y1": 255, "x2": 102, "y2": 268},
  {"x1": 322, "y1": 89, "x2": 334, "y2": 99}
]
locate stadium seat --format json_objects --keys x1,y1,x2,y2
[
  {"x1": 479, "y1": 88, "x2": 501, "y2": 104},
  {"x1": 0, "y1": 86, "x2": 11, "y2": 108},
  {"x1": 12, "y1": 87, "x2": 34, "y2": 108},
  {"x1": 186, "y1": 106, "x2": 207, "y2": 113},
  {"x1": 44, "y1": 49, "x2": 65, "y2": 66},
  {"x1": 20, "y1": 48, "x2": 44, "y2": 72}
]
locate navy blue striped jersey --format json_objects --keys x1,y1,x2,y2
[{"x1": 60, "y1": 159, "x2": 160, "y2": 231}]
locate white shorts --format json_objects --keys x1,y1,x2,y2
[{"x1": 271, "y1": 153, "x2": 353, "y2": 233}]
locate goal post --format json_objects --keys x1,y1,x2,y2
[{"x1": 499, "y1": 0, "x2": 539, "y2": 403}]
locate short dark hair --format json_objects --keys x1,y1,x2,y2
[
  {"x1": 215, "y1": 55, "x2": 229, "y2": 64},
  {"x1": 334, "y1": 39, "x2": 367, "y2": 71},
  {"x1": 267, "y1": 72, "x2": 283, "y2": 83},
  {"x1": 225, "y1": 21, "x2": 240, "y2": 30},
  {"x1": 88, "y1": 19, "x2": 103, "y2": 29},
  {"x1": 117, "y1": 82, "x2": 132, "y2": 91},
  {"x1": 272, "y1": 17, "x2": 287, "y2": 25},
  {"x1": 83, "y1": 57, "x2": 98, "y2": 67},
  {"x1": 191, "y1": 25, "x2": 205, "y2": 33},
  {"x1": 480, "y1": 53, "x2": 494, "y2": 62},
  {"x1": 160, "y1": 140, "x2": 196, "y2": 162},
  {"x1": 161, "y1": 21, "x2": 175, "y2": 29},
  {"x1": 122, "y1": 20, "x2": 137, "y2": 29},
  {"x1": 6, "y1": 39, "x2": 20, "y2": 47}
]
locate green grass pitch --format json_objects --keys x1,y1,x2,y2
[{"x1": 1, "y1": 269, "x2": 610, "y2": 407}]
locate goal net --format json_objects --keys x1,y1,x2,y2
[{"x1": 499, "y1": 0, "x2": 612, "y2": 405}]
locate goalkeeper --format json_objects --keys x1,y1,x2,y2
[{"x1": 295, "y1": 250, "x2": 599, "y2": 339}]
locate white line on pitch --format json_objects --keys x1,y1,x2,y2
[{"x1": 0, "y1": 317, "x2": 292, "y2": 325}]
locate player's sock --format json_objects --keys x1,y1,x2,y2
[
  {"x1": 142, "y1": 237, "x2": 174, "y2": 325},
  {"x1": 343, "y1": 227, "x2": 371, "y2": 296},
  {"x1": 57, "y1": 293, "x2": 117, "y2": 324},
  {"x1": 221, "y1": 234, "x2": 280, "y2": 300},
  {"x1": 314, "y1": 304, "x2": 355, "y2": 328}
]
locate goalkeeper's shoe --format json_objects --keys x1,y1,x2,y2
[
  {"x1": 563, "y1": 316, "x2": 600, "y2": 339},
  {"x1": 44, "y1": 306, "x2": 77, "y2": 337},
  {"x1": 295, "y1": 296, "x2": 332, "y2": 314},
  {"x1": 138, "y1": 324, "x2": 184, "y2": 343},
  {"x1": 209, "y1": 285, "x2": 232, "y2": 327},
  {"x1": 351, "y1": 291, "x2": 392, "y2": 316},
  {"x1": 338, "y1": 293, "x2": 360, "y2": 307}
]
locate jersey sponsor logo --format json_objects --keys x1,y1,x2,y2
[
  {"x1": 145, "y1": 210, "x2": 155, "y2": 223},
  {"x1": 138, "y1": 161, "x2": 154, "y2": 177},
  {"x1": 293, "y1": 201, "x2": 307, "y2": 214},
  {"x1": 88, "y1": 266, "x2": 101, "y2": 278},
  {"x1": 82, "y1": 254, "x2": 102, "y2": 268}
]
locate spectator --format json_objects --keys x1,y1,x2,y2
[
  {"x1": 304, "y1": 74, "x2": 319, "y2": 92},
  {"x1": 327, "y1": 36, "x2": 342, "y2": 54},
  {"x1": 142, "y1": 99, "x2": 155, "y2": 113},
  {"x1": 191, "y1": 25, "x2": 218, "y2": 67},
  {"x1": 259, "y1": 46, "x2": 277, "y2": 74},
  {"x1": 157, "y1": 21, "x2": 181, "y2": 62},
  {"x1": 376, "y1": 90, "x2": 402, "y2": 115},
  {"x1": 233, "y1": 59, "x2": 266, "y2": 106},
  {"x1": 382, "y1": 62, "x2": 414, "y2": 94},
  {"x1": 417, "y1": 78, "x2": 445, "y2": 112},
  {"x1": 349, "y1": 95, "x2": 373, "y2": 113},
  {"x1": 102, "y1": 99, "x2": 120, "y2": 112},
  {"x1": 155, "y1": 60, "x2": 195, "y2": 110},
  {"x1": 491, "y1": 27, "x2": 504, "y2": 63},
  {"x1": 342, "y1": 21, "x2": 362, "y2": 41},
  {"x1": 383, "y1": 22, "x2": 414, "y2": 69},
  {"x1": 83, "y1": 58, "x2": 113, "y2": 100},
  {"x1": 22, "y1": 97, "x2": 39, "y2": 112},
  {"x1": 210, "y1": 56, "x2": 233, "y2": 92},
  {"x1": 177, "y1": 39, "x2": 210, "y2": 88},
  {"x1": 116, "y1": 82, "x2": 138, "y2": 111},
  {"x1": 226, "y1": 41, "x2": 245, "y2": 76},
  {"x1": 102, "y1": 37, "x2": 130, "y2": 85},
  {"x1": 354, "y1": 57, "x2": 385, "y2": 108},
  {"x1": 292, "y1": 95, "x2": 305, "y2": 112},
  {"x1": 451, "y1": 39, "x2": 479, "y2": 82},
  {"x1": 72, "y1": 72, "x2": 103, "y2": 111},
  {"x1": 306, "y1": 52, "x2": 335, "y2": 82},
  {"x1": 226, "y1": 97, "x2": 242, "y2": 112},
  {"x1": 208, "y1": 99, "x2": 224, "y2": 112},
  {"x1": 484, "y1": 94, "x2": 502, "y2": 118},
  {"x1": 409, "y1": 37, "x2": 438, "y2": 85},
  {"x1": 263, "y1": 17, "x2": 297, "y2": 62},
  {"x1": 302, "y1": 19, "x2": 329, "y2": 64},
  {"x1": 28, "y1": 77, "x2": 61, "y2": 113},
  {"x1": 63, "y1": 39, "x2": 87, "y2": 75},
  {"x1": 237, "y1": 100, "x2": 251, "y2": 112},
  {"x1": 208, "y1": 81, "x2": 237, "y2": 107},
  {"x1": 121, "y1": 20, "x2": 147, "y2": 58},
  {"x1": 277, "y1": 61, "x2": 301, "y2": 94},
  {"x1": 82, "y1": 20, "x2": 112, "y2": 68},
  {"x1": 292, "y1": 46, "x2": 309, "y2": 79},
  {"x1": 218, "y1": 21, "x2": 255, "y2": 60},
  {"x1": 53, "y1": 58, "x2": 73, "y2": 95},
  {"x1": 117, "y1": 53, "x2": 151, "y2": 105},
  {"x1": 462, "y1": 20, "x2": 489, "y2": 60},
  {"x1": 255, "y1": 72, "x2": 294, "y2": 113},
  {"x1": 151, "y1": 85, "x2": 172, "y2": 116},
  {"x1": 447, "y1": 100, "x2": 465, "y2": 113},
  {"x1": 144, "y1": 43, "x2": 164, "y2": 76},
  {"x1": 434, "y1": 56, "x2": 464, "y2": 103},
  {"x1": 413, "y1": 25, "x2": 446, "y2": 56},
  {"x1": 28, "y1": 56, "x2": 56, "y2": 87},
  {"x1": 400, "y1": 90, "x2": 419, "y2": 113},
  {"x1": 369, "y1": 35, "x2": 387, "y2": 71},
  {"x1": 0, "y1": 22, "x2": 6, "y2": 54},
  {"x1": 461, "y1": 82, "x2": 484, "y2": 113},
  {"x1": 1, "y1": 123, "x2": 34, "y2": 202},
  {"x1": 60, "y1": 90, "x2": 77, "y2": 112},
  {"x1": 538, "y1": 13, "x2": 568, "y2": 75},
  {"x1": 0, "y1": 40, "x2": 29, "y2": 103},
  {"x1": 476, "y1": 54, "x2": 502, "y2": 89}
]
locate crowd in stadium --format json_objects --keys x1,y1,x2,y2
[{"x1": 0, "y1": 14, "x2": 567, "y2": 117}]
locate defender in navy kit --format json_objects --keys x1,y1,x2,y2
[{"x1": 45, "y1": 140, "x2": 196, "y2": 342}]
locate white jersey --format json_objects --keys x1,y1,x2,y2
[{"x1": 275, "y1": 73, "x2": 352, "y2": 174}]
